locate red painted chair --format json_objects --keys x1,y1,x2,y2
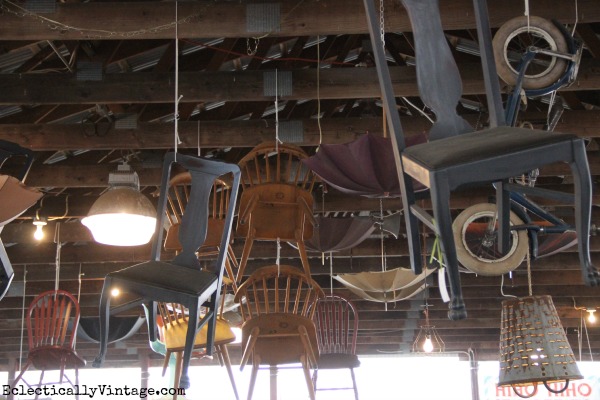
[
  {"x1": 13, "y1": 290, "x2": 86, "y2": 399},
  {"x1": 312, "y1": 295, "x2": 360, "y2": 400}
]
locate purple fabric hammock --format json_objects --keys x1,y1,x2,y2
[{"x1": 303, "y1": 132, "x2": 427, "y2": 198}]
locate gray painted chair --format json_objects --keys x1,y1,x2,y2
[
  {"x1": 363, "y1": 0, "x2": 599, "y2": 320},
  {"x1": 92, "y1": 152, "x2": 240, "y2": 389}
]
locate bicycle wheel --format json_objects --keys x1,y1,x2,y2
[
  {"x1": 452, "y1": 203, "x2": 529, "y2": 276},
  {"x1": 492, "y1": 16, "x2": 568, "y2": 90}
]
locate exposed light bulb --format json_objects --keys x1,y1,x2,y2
[
  {"x1": 32, "y1": 216, "x2": 47, "y2": 241},
  {"x1": 422, "y1": 335, "x2": 434, "y2": 353},
  {"x1": 111, "y1": 288, "x2": 120, "y2": 297},
  {"x1": 34, "y1": 224, "x2": 44, "y2": 240},
  {"x1": 588, "y1": 310, "x2": 597, "y2": 324}
]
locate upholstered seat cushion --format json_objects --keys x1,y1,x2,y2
[
  {"x1": 403, "y1": 126, "x2": 578, "y2": 170},
  {"x1": 108, "y1": 261, "x2": 217, "y2": 295},
  {"x1": 317, "y1": 353, "x2": 360, "y2": 369},
  {"x1": 162, "y1": 317, "x2": 236, "y2": 351}
]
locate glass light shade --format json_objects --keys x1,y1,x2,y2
[{"x1": 82, "y1": 187, "x2": 156, "y2": 246}]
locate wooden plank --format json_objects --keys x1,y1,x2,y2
[{"x1": 2, "y1": 61, "x2": 600, "y2": 105}]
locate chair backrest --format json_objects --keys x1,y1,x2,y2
[
  {"x1": 163, "y1": 172, "x2": 233, "y2": 252},
  {"x1": 236, "y1": 143, "x2": 317, "y2": 241},
  {"x1": 237, "y1": 142, "x2": 317, "y2": 192},
  {"x1": 312, "y1": 295, "x2": 358, "y2": 355},
  {"x1": 151, "y1": 152, "x2": 241, "y2": 275},
  {"x1": 233, "y1": 265, "x2": 325, "y2": 322},
  {"x1": 366, "y1": 0, "x2": 505, "y2": 151},
  {"x1": 26, "y1": 290, "x2": 80, "y2": 350}
]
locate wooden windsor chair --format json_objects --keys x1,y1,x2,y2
[
  {"x1": 236, "y1": 142, "x2": 318, "y2": 283},
  {"x1": 233, "y1": 264, "x2": 325, "y2": 400}
]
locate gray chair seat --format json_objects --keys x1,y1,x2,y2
[
  {"x1": 404, "y1": 127, "x2": 577, "y2": 171},
  {"x1": 108, "y1": 261, "x2": 218, "y2": 296}
]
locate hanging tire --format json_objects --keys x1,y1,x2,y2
[
  {"x1": 492, "y1": 16, "x2": 568, "y2": 90},
  {"x1": 452, "y1": 203, "x2": 529, "y2": 276}
]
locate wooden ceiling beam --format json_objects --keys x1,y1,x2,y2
[
  {"x1": 12, "y1": 153, "x2": 600, "y2": 188},
  {"x1": 2, "y1": 109, "x2": 600, "y2": 152},
  {"x1": 3, "y1": 62, "x2": 600, "y2": 105},
  {"x1": 0, "y1": 0, "x2": 597, "y2": 40}
]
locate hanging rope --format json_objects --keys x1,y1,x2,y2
[
  {"x1": 275, "y1": 68, "x2": 281, "y2": 152},
  {"x1": 329, "y1": 252, "x2": 334, "y2": 296},
  {"x1": 197, "y1": 120, "x2": 201, "y2": 156},
  {"x1": 77, "y1": 263, "x2": 83, "y2": 302},
  {"x1": 524, "y1": 0, "x2": 530, "y2": 31},
  {"x1": 572, "y1": 0, "x2": 579, "y2": 35},
  {"x1": 19, "y1": 266, "x2": 27, "y2": 372},
  {"x1": 276, "y1": 237, "x2": 281, "y2": 276},
  {"x1": 316, "y1": 35, "x2": 323, "y2": 150},
  {"x1": 54, "y1": 222, "x2": 61, "y2": 291},
  {"x1": 173, "y1": 1, "x2": 183, "y2": 160}
]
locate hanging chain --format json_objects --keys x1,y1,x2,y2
[{"x1": 379, "y1": 0, "x2": 386, "y2": 48}]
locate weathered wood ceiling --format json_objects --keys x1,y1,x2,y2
[{"x1": 1, "y1": 0, "x2": 599, "y2": 370}]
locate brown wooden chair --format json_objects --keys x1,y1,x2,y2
[
  {"x1": 233, "y1": 265, "x2": 325, "y2": 400},
  {"x1": 311, "y1": 295, "x2": 360, "y2": 400},
  {"x1": 236, "y1": 142, "x2": 318, "y2": 283},
  {"x1": 163, "y1": 171, "x2": 239, "y2": 291},
  {"x1": 13, "y1": 290, "x2": 86, "y2": 400}
]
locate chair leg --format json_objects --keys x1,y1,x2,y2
[
  {"x1": 75, "y1": 367, "x2": 80, "y2": 400},
  {"x1": 173, "y1": 352, "x2": 183, "y2": 400},
  {"x1": 247, "y1": 356, "x2": 260, "y2": 400},
  {"x1": 350, "y1": 368, "x2": 359, "y2": 400},
  {"x1": 35, "y1": 369, "x2": 45, "y2": 400},
  {"x1": 93, "y1": 276, "x2": 113, "y2": 368},
  {"x1": 12, "y1": 360, "x2": 31, "y2": 386},
  {"x1": 570, "y1": 144, "x2": 600, "y2": 286},
  {"x1": 179, "y1": 302, "x2": 200, "y2": 389},
  {"x1": 162, "y1": 351, "x2": 172, "y2": 377},
  {"x1": 269, "y1": 365, "x2": 278, "y2": 400},
  {"x1": 301, "y1": 355, "x2": 315, "y2": 400},
  {"x1": 400, "y1": 179, "x2": 424, "y2": 275},
  {"x1": 295, "y1": 234, "x2": 312, "y2": 280},
  {"x1": 227, "y1": 245, "x2": 240, "y2": 292},
  {"x1": 237, "y1": 228, "x2": 256, "y2": 283},
  {"x1": 240, "y1": 327, "x2": 260, "y2": 371},
  {"x1": 430, "y1": 178, "x2": 467, "y2": 320},
  {"x1": 219, "y1": 344, "x2": 240, "y2": 400}
]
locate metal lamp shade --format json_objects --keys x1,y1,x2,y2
[
  {"x1": 82, "y1": 187, "x2": 156, "y2": 246},
  {"x1": 498, "y1": 295, "x2": 583, "y2": 394}
]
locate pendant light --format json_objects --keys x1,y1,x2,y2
[
  {"x1": 498, "y1": 295, "x2": 583, "y2": 397},
  {"x1": 81, "y1": 163, "x2": 156, "y2": 246}
]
